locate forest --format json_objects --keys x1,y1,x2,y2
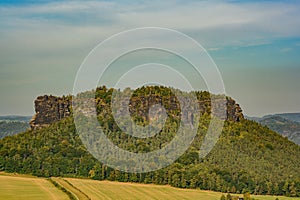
[{"x1": 0, "y1": 86, "x2": 299, "y2": 197}]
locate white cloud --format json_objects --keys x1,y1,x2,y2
[
  {"x1": 1, "y1": 0, "x2": 300, "y2": 116},
  {"x1": 208, "y1": 47, "x2": 223, "y2": 51},
  {"x1": 1, "y1": 0, "x2": 299, "y2": 49},
  {"x1": 0, "y1": 1, "x2": 115, "y2": 15},
  {"x1": 1, "y1": 0, "x2": 299, "y2": 65},
  {"x1": 280, "y1": 47, "x2": 293, "y2": 53}
]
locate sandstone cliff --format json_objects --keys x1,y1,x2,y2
[
  {"x1": 30, "y1": 95, "x2": 71, "y2": 130},
  {"x1": 30, "y1": 90, "x2": 243, "y2": 130}
]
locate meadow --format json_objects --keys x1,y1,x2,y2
[
  {"x1": 65, "y1": 178, "x2": 300, "y2": 200},
  {"x1": 0, "y1": 173, "x2": 68, "y2": 200},
  {"x1": 0, "y1": 172, "x2": 299, "y2": 200}
]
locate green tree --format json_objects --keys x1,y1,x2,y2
[
  {"x1": 226, "y1": 193, "x2": 232, "y2": 200},
  {"x1": 220, "y1": 194, "x2": 226, "y2": 200}
]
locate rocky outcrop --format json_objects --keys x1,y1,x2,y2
[
  {"x1": 30, "y1": 90, "x2": 244, "y2": 130},
  {"x1": 30, "y1": 95, "x2": 71, "y2": 130},
  {"x1": 226, "y1": 97, "x2": 243, "y2": 122},
  {"x1": 127, "y1": 95, "x2": 243, "y2": 123}
]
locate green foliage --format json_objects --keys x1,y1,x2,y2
[
  {"x1": 220, "y1": 194, "x2": 226, "y2": 200},
  {"x1": 0, "y1": 86, "x2": 300, "y2": 197},
  {"x1": 227, "y1": 193, "x2": 232, "y2": 200}
]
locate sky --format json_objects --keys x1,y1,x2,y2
[{"x1": 0, "y1": 0, "x2": 300, "y2": 117}]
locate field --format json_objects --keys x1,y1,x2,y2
[
  {"x1": 66, "y1": 178, "x2": 222, "y2": 200},
  {"x1": 0, "y1": 173, "x2": 299, "y2": 200},
  {"x1": 65, "y1": 178, "x2": 300, "y2": 200},
  {"x1": 0, "y1": 173, "x2": 68, "y2": 200}
]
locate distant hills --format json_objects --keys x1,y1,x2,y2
[
  {"x1": 272, "y1": 113, "x2": 300, "y2": 123},
  {"x1": 246, "y1": 113, "x2": 300, "y2": 145},
  {"x1": 0, "y1": 115, "x2": 31, "y2": 122},
  {"x1": 0, "y1": 115, "x2": 31, "y2": 139}
]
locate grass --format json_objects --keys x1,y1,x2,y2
[
  {"x1": 48, "y1": 178, "x2": 78, "y2": 200},
  {"x1": 253, "y1": 195, "x2": 300, "y2": 200},
  {"x1": 65, "y1": 178, "x2": 300, "y2": 200},
  {"x1": 51, "y1": 177, "x2": 90, "y2": 200},
  {"x1": 0, "y1": 173, "x2": 69, "y2": 200},
  {"x1": 0, "y1": 172, "x2": 299, "y2": 200}
]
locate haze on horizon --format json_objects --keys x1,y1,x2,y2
[{"x1": 0, "y1": 0, "x2": 300, "y2": 117}]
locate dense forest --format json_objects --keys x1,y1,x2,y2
[{"x1": 0, "y1": 86, "x2": 299, "y2": 197}]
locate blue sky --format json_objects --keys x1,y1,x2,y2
[{"x1": 0, "y1": 0, "x2": 299, "y2": 116}]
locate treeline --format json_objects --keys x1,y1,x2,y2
[
  {"x1": 0, "y1": 86, "x2": 300, "y2": 197},
  {"x1": 220, "y1": 193, "x2": 257, "y2": 200}
]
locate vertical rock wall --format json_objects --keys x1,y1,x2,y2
[{"x1": 29, "y1": 92, "x2": 243, "y2": 130}]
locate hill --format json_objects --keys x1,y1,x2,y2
[
  {"x1": 247, "y1": 114, "x2": 300, "y2": 145},
  {"x1": 275, "y1": 113, "x2": 300, "y2": 123},
  {"x1": 0, "y1": 86, "x2": 299, "y2": 197},
  {"x1": 0, "y1": 115, "x2": 32, "y2": 122},
  {"x1": 0, "y1": 115, "x2": 31, "y2": 139},
  {"x1": 0, "y1": 121, "x2": 29, "y2": 139}
]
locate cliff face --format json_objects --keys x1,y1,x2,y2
[
  {"x1": 126, "y1": 95, "x2": 243, "y2": 124},
  {"x1": 30, "y1": 92, "x2": 244, "y2": 130},
  {"x1": 30, "y1": 95, "x2": 71, "y2": 130},
  {"x1": 226, "y1": 97, "x2": 243, "y2": 122}
]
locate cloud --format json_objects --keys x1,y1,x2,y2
[
  {"x1": 0, "y1": 0, "x2": 299, "y2": 50},
  {"x1": 208, "y1": 47, "x2": 223, "y2": 51},
  {"x1": 0, "y1": 0, "x2": 300, "y2": 115},
  {"x1": 280, "y1": 47, "x2": 293, "y2": 53},
  {"x1": 1, "y1": 0, "x2": 299, "y2": 67}
]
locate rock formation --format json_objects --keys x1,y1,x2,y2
[
  {"x1": 30, "y1": 90, "x2": 244, "y2": 130},
  {"x1": 30, "y1": 95, "x2": 71, "y2": 130}
]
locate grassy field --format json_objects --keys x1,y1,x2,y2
[
  {"x1": 0, "y1": 172, "x2": 299, "y2": 200},
  {"x1": 65, "y1": 178, "x2": 300, "y2": 200},
  {"x1": 51, "y1": 177, "x2": 90, "y2": 200},
  {"x1": 0, "y1": 173, "x2": 69, "y2": 200}
]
